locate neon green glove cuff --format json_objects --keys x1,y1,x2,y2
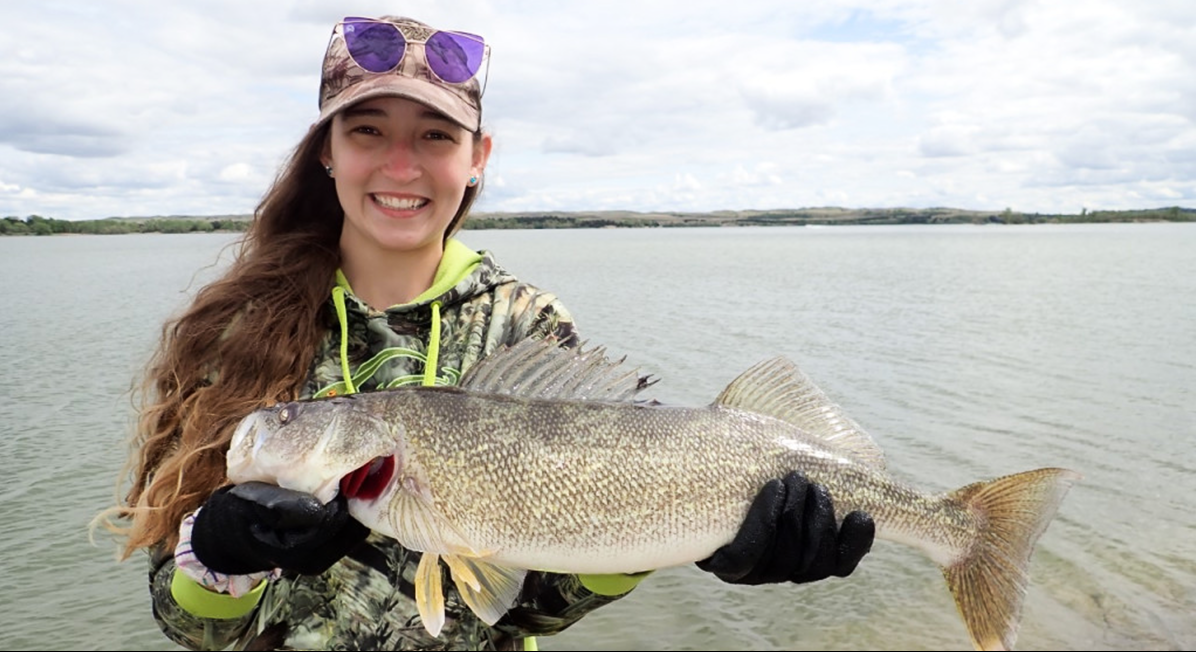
[
  {"x1": 578, "y1": 571, "x2": 653, "y2": 596},
  {"x1": 170, "y1": 568, "x2": 267, "y2": 619}
]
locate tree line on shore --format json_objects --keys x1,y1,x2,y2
[
  {"x1": 2, "y1": 206, "x2": 1193, "y2": 236},
  {"x1": 0, "y1": 215, "x2": 248, "y2": 236}
]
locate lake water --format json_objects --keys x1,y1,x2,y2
[{"x1": 0, "y1": 224, "x2": 1192, "y2": 651}]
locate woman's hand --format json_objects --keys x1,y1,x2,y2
[
  {"x1": 696, "y1": 471, "x2": 875, "y2": 585},
  {"x1": 189, "y1": 482, "x2": 369, "y2": 576}
]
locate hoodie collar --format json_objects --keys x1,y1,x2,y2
[{"x1": 334, "y1": 238, "x2": 484, "y2": 310}]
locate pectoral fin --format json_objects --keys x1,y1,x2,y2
[
  {"x1": 415, "y1": 552, "x2": 447, "y2": 637},
  {"x1": 442, "y1": 554, "x2": 528, "y2": 627},
  {"x1": 389, "y1": 484, "x2": 489, "y2": 558}
]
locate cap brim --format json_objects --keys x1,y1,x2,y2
[{"x1": 316, "y1": 74, "x2": 479, "y2": 131}]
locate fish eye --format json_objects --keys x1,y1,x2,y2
[{"x1": 278, "y1": 403, "x2": 298, "y2": 424}]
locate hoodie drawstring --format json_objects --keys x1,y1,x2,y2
[
  {"x1": 332, "y1": 286, "x2": 357, "y2": 395},
  {"x1": 422, "y1": 301, "x2": 442, "y2": 387}
]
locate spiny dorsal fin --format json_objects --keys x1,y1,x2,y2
[
  {"x1": 460, "y1": 337, "x2": 656, "y2": 401},
  {"x1": 715, "y1": 357, "x2": 887, "y2": 470}
]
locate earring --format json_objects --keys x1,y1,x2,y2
[
  {"x1": 325, "y1": 165, "x2": 334, "y2": 177},
  {"x1": 468, "y1": 175, "x2": 479, "y2": 186}
]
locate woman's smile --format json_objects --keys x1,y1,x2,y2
[{"x1": 371, "y1": 193, "x2": 429, "y2": 213}]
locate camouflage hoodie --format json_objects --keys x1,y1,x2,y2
[{"x1": 149, "y1": 239, "x2": 634, "y2": 650}]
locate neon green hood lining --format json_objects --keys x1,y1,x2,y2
[{"x1": 330, "y1": 239, "x2": 483, "y2": 391}]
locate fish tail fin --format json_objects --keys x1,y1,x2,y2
[{"x1": 942, "y1": 467, "x2": 1081, "y2": 651}]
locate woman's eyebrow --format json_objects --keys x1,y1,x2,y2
[
  {"x1": 340, "y1": 106, "x2": 458, "y2": 126},
  {"x1": 419, "y1": 109, "x2": 457, "y2": 125},
  {"x1": 341, "y1": 106, "x2": 388, "y2": 120}
]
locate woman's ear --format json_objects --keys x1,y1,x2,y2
[
  {"x1": 472, "y1": 132, "x2": 493, "y2": 177},
  {"x1": 320, "y1": 137, "x2": 333, "y2": 170}
]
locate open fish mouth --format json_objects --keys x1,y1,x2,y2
[
  {"x1": 340, "y1": 455, "x2": 396, "y2": 500},
  {"x1": 227, "y1": 411, "x2": 270, "y2": 483}
]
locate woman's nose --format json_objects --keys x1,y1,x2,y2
[{"x1": 381, "y1": 140, "x2": 421, "y2": 181}]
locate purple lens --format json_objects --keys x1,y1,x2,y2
[
  {"x1": 425, "y1": 31, "x2": 485, "y2": 83},
  {"x1": 343, "y1": 18, "x2": 405, "y2": 73}
]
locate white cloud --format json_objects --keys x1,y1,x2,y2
[
  {"x1": 673, "y1": 173, "x2": 702, "y2": 192},
  {"x1": 918, "y1": 125, "x2": 979, "y2": 158},
  {"x1": 217, "y1": 163, "x2": 255, "y2": 183},
  {"x1": 0, "y1": 0, "x2": 1193, "y2": 220}
]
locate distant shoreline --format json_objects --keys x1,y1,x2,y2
[{"x1": 2, "y1": 206, "x2": 1192, "y2": 235}]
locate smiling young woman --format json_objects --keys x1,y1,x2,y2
[{"x1": 97, "y1": 13, "x2": 874, "y2": 652}]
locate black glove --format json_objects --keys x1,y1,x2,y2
[
  {"x1": 697, "y1": 471, "x2": 874, "y2": 585},
  {"x1": 190, "y1": 482, "x2": 369, "y2": 576}
]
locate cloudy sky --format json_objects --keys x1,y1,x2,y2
[{"x1": 2, "y1": 0, "x2": 1193, "y2": 221}]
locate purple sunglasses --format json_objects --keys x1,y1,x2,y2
[{"x1": 340, "y1": 17, "x2": 489, "y2": 86}]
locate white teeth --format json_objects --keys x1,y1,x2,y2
[{"x1": 373, "y1": 194, "x2": 427, "y2": 210}]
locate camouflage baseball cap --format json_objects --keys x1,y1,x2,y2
[{"x1": 317, "y1": 16, "x2": 487, "y2": 131}]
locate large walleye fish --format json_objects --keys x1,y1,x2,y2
[{"x1": 227, "y1": 338, "x2": 1080, "y2": 650}]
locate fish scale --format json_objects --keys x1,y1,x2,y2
[{"x1": 403, "y1": 396, "x2": 774, "y2": 562}]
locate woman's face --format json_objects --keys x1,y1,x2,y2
[{"x1": 323, "y1": 96, "x2": 490, "y2": 260}]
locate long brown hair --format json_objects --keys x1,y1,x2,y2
[{"x1": 99, "y1": 121, "x2": 485, "y2": 557}]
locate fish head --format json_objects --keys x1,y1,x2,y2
[{"x1": 226, "y1": 396, "x2": 402, "y2": 504}]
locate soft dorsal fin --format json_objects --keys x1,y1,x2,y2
[
  {"x1": 459, "y1": 337, "x2": 656, "y2": 401},
  {"x1": 715, "y1": 357, "x2": 887, "y2": 470}
]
